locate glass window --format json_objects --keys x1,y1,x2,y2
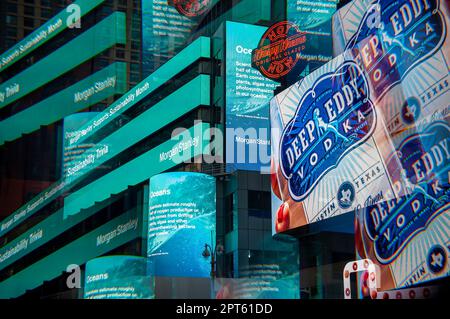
[
  {"x1": 6, "y1": 15, "x2": 17, "y2": 25},
  {"x1": 130, "y1": 51, "x2": 140, "y2": 61},
  {"x1": 24, "y1": 17, "x2": 35, "y2": 28},
  {"x1": 224, "y1": 194, "x2": 234, "y2": 233},
  {"x1": 130, "y1": 63, "x2": 140, "y2": 73},
  {"x1": 41, "y1": 8, "x2": 53, "y2": 19},
  {"x1": 24, "y1": 5, "x2": 34, "y2": 16},
  {"x1": 129, "y1": 72, "x2": 140, "y2": 84},
  {"x1": 40, "y1": 0, "x2": 52, "y2": 7},
  {"x1": 23, "y1": 28, "x2": 33, "y2": 36},
  {"x1": 115, "y1": 49, "x2": 125, "y2": 59},
  {"x1": 7, "y1": 27, "x2": 17, "y2": 37},
  {"x1": 7, "y1": 4, "x2": 17, "y2": 14},
  {"x1": 248, "y1": 190, "x2": 270, "y2": 214}
]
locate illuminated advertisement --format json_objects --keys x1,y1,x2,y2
[
  {"x1": 0, "y1": 12, "x2": 126, "y2": 109},
  {"x1": 332, "y1": 0, "x2": 450, "y2": 290},
  {"x1": 287, "y1": 0, "x2": 337, "y2": 30},
  {"x1": 63, "y1": 112, "x2": 100, "y2": 179},
  {"x1": 61, "y1": 74, "x2": 209, "y2": 190},
  {"x1": 251, "y1": 1, "x2": 336, "y2": 84},
  {"x1": 252, "y1": 21, "x2": 308, "y2": 81},
  {"x1": 355, "y1": 119, "x2": 450, "y2": 291},
  {"x1": 234, "y1": 250, "x2": 299, "y2": 299},
  {"x1": 0, "y1": 210, "x2": 141, "y2": 298},
  {"x1": 285, "y1": 0, "x2": 337, "y2": 78},
  {"x1": 0, "y1": 0, "x2": 105, "y2": 73},
  {"x1": 333, "y1": 0, "x2": 448, "y2": 100},
  {"x1": 0, "y1": 62, "x2": 126, "y2": 146},
  {"x1": 332, "y1": 0, "x2": 450, "y2": 164},
  {"x1": 147, "y1": 172, "x2": 216, "y2": 278},
  {"x1": 270, "y1": 54, "x2": 403, "y2": 233},
  {"x1": 84, "y1": 256, "x2": 153, "y2": 299},
  {"x1": 142, "y1": 0, "x2": 200, "y2": 75},
  {"x1": 225, "y1": 21, "x2": 278, "y2": 172}
]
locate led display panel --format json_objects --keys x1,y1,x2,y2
[
  {"x1": 147, "y1": 172, "x2": 216, "y2": 278},
  {"x1": 225, "y1": 21, "x2": 278, "y2": 172},
  {"x1": 84, "y1": 256, "x2": 153, "y2": 299},
  {"x1": 271, "y1": 54, "x2": 403, "y2": 232},
  {"x1": 332, "y1": 0, "x2": 450, "y2": 290}
]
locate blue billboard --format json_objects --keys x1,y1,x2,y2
[
  {"x1": 286, "y1": 0, "x2": 336, "y2": 77},
  {"x1": 225, "y1": 21, "x2": 278, "y2": 172},
  {"x1": 142, "y1": 0, "x2": 199, "y2": 75},
  {"x1": 147, "y1": 172, "x2": 216, "y2": 278},
  {"x1": 84, "y1": 255, "x2": 153, "y2": 299}
]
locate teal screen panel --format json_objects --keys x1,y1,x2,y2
[
  {"x1": 0, "y1": 209, "x2": 141, "y2": 299},
  {"x1": 64, "y1": 122, "x2": 211, "y2": 217},
  {"x1": 0, "y1": 0, "x2": 105, "y2": 72},
  {"x1": 84, "y1": 256, "x2": 153, "y2": 299},
  {"x1": 65, "y1": 74, "x2": 210, "y2": 184},
  {"x1": 67, "y1": 36, "x2": 211, "y2": 148},
  {"x1": 0, "y1": 62, "x2": 127, "y2": 145},
  {"x1": 225, "y1": 21, "x2": 277, "y2": 172},
  {"x1": 0, "y1": 123, "x2": 211, "y2": 270},
  {"x1": 63, "y1": 112, "x2": 101, "y2": 178},
  {"x1": 0, "y1": 192, "x2": 114, "y2": 271},
  {"x1": 0, "y1": 37, "x2": 210, "y2": 238},
  {"x1": 0, "y1": 11, "x2": 126, "y2": 109},
  {"x1": 0, "y1": 180, "x2": 66, "y2": 238},
  {"x1": 147, "y1": 172, "x2": 216, "y2": 278}
]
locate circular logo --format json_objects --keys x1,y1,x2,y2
[
  {"x1": 337, "y1": 181, "x2": 356, "y2": 209},
  {"x1": 427, "y1": 245, "x2": 447, "y2": 274},
  {"x1": 252, "y1": 21, "x2": 307, "y2": 81},
  {"x1": 401, "y1": 97, "x2": 421, "y2": 124},
  {"x1": 173, "y1": 0, "x2": 211, "y2": 18}
]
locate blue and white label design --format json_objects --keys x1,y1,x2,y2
[
  {"x1": 279, "y1": 61, "x2": 377, "y2": 201},
  {"x1": 398, "y1": 121, "x2": 450, "y2": 190},
  {"x1": 364, "y1": 121, "x2": 450, "y2": 264},
  {"x1": 364, "y1": 188, "x2": 449, "y2": 264},
  {"x1": 346, "y1": 0, "x2": 446, "y2": 98}
]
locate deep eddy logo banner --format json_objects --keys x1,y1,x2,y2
[
  {"x1": 279, "y1": 61, "x2": 377, "y2": 201},
  {"x1": 345, "y1": 0, "x2": 447, "y2": 98}
]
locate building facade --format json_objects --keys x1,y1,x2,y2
[{"x1": 0, "y1": 0, "x2": 447, "y2": 300}]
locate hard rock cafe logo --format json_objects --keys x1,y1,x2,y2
[
  {"x1": 251, "y1": 21, "x2": 307, "y2": 81},
  {"x1": 346, "y1": 0, "x2": 446, "y2": 99},
  {"x1": 279, "y1": 61, "x2": 376, "y2": 201},
  {"x1": 171, "y1": 0, "x2": 211, "y2": 18}
]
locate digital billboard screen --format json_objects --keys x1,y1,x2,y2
[
  {"x1": 234, "y1": 250, "x2": 299, "y2": 299},
  {"x1": 147, "y1": 172, "x2": 216, "y2": 278},
  {"x1": 331, "y1": 0, "x2": 450, "y2": 291},
  {"x1": 142, "y1": 0, "x2": 200, "y2": 75},
  {"x1": 284, "y1": 0, "x2": 337, "y2": 79},
  {"x1": 84, "y1": 255, "x2": 153, "y2": 299},
  {"x1": 225, "y1": 21, "x2": 278, "y2": 172},
  {"x1": 287, "y1": 0, "x2": 337, "y2": 30},
  {"x1": 271, "y1": 54, "x2": 402, "y2": 233}
]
